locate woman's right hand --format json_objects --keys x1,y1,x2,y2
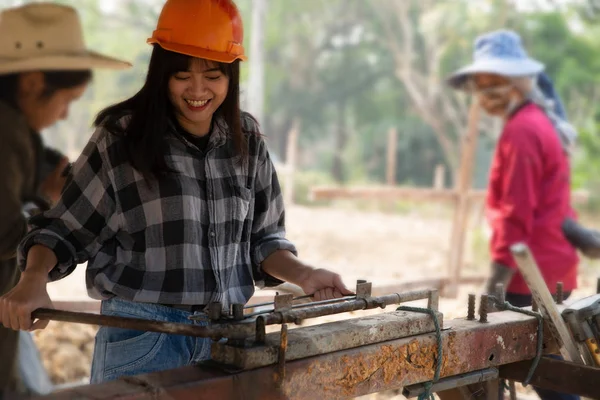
[{"x1": 0, "y1": 270, "x2": 53, "y2": 331}]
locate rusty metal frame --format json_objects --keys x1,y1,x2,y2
[
  {"x1": 212, "y1": 310, "x2": 444, "y2": 369},
  {"x1": 37, "y1": 310, "x2": 558, "y2": 400}
]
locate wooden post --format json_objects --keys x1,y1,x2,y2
[
  {"x1": 386, "y1": 127, "x2": 398, "y2": 186},
  {"x1": 443, "y1": 101, "x2": 481, "y2": 298},
  {"x1": 283, "y1": 118, "x2": 299, "y2": 206},
  {"x1": 433, "y1": 164, "x2": 445, "y2": 190}
]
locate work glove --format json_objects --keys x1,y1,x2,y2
[
  {"x1": 484, "y1": 262, "x2": 515, "y2": 312},
  {"x1": 562, "y1": 217, "x2": 600, "y2": 259}
]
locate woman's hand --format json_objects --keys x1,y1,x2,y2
[
  {"x1": 261, "y1": 250, "x2": 353, "y2": 301},
  {"x1": 0, "y1": 270, "x2": 53, "y2": 331},
  {"x1": 296, "y1": 268, "x2": 353, "y2": 301}
]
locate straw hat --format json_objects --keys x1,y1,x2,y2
[
  {"x1": 447, "y1": 30, "x2": 544, "y2": 90},
  {"x1": 0, "y1": 3, "x2": 131, "y2": 75}
]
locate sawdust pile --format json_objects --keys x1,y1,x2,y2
[{"x1": 32, "y1": 322, "x2": 97, "y2": 384}]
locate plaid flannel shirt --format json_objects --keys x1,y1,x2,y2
[{"x1": 18, "y1": 113, "x2": 297, "y2": 309}]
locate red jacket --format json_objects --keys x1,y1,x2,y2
[{"x1": 486, "y1": 102, "x2": 578, "y2": 295}]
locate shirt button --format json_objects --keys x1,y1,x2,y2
[{"x1": 209, "y1": 231, "x2": 216, "y2": 237}]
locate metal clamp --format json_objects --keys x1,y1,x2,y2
[
  {"x1": 274, "y1": 293, "x2": 294, "y2": 312},
  {"x1": 356, "y1": 279, "x2": 372, "y2": 299}
]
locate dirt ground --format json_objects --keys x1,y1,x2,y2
[{"x1": 32, "y1": 204, "x2": 600, "y2": 397}]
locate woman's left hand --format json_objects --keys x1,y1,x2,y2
[{"x1": 297, "y1": 268, "x2": 353, "y2": 301}]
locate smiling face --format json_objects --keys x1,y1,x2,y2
[{"x1": 168, "y1": 58, "x2": 230, "y2": 136}]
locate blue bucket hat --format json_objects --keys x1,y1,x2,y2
[{"x1": 447, "y1": 30, "x2": 545, "y2": 90}]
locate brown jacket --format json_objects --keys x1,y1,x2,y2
[{"x1": 0, "y1": 100, "x2": 43, "y2": 394}]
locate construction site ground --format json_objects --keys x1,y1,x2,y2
[{"x1": 35, "y1": 202, "x2": 600, "y2": 399}]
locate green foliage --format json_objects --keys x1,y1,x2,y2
[{"x1": 19, "y1": 0, "x2": 600, "y2": 197}]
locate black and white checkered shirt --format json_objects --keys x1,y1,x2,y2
[{"x1": 18, "y1": 113, "x2": 297, "y2": 308}]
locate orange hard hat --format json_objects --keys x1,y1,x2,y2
[{"x1": 147, "y1": 0, "x2": 246, "y2": 63}]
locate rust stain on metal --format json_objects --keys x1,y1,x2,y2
[{"x1": 301, "y1": 337, "x2": 462, "y2": 397}]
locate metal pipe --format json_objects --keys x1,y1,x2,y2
[
  {"x1": 31, "y1": 308, "x2": 254, "y2": 340},
  {"x1": 244, "y1": 295, "x2": 357, "y2": 318},
  {"x1": 263, "y1": 290, "x2": 431, "y2": 325},
  {"x1": 244, "y1": 293, "x2": 314, "y2": 310}
]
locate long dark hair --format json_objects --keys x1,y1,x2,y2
[
  {"x1": 0, "y1": 70, "x2": 92, "y2": 109},
  {"x1": 95, "y1": 45, "x2": 245, "y2": 181}
]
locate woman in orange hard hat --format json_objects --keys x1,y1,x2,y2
[{"x1": 0, "y1": 0, "x2": 351, "y2": 383}]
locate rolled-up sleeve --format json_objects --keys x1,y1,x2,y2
[
  {"x1": 18, "y1": 128, "x2": 119, "y2": 281},
  {"x1": 250, "y1": 138, "x2": 297, "y2": 287}
]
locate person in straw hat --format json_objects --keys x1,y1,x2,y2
[
  {"x1": 0, "y1": 0, "x2": 351, "y2": 384},
  {"x1": 447, "y1": 30, "x2": 579, "y2": 400},
  {"x1": 0, "y1": 2, "x2": 130, "y2": 397}
]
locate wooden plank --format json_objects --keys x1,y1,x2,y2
[
  {"x1": 510, "y1": 243, "x2": 584, "y2": 364},
  {"x1": 309, "y1": 186, "x2": 588, "y2": 204},
  {"x1": 309, "y1": 186, "x2": 461, "y2": 202},
  {"x1": 444, "y1": 101, "x2": 481, "y2": 298}
]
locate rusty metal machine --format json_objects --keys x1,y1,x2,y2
[{"x1": 26, "y1": 245, "x2": 600, "y2": 399}]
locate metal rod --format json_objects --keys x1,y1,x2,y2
[
  {"x1": 276, "y1": 324, "x2": 288, "y2": 388},
  {"x1": 467, "y1": 294, "x2": 476, "y2": 320},
  {"x1": 479, "y1": 294, "x2": 489, "y2": 323},
  {"x1": 244, "y1": 295, "x2": 357, "y2": 318},
  {"x1": 31, "y1": 308, "x2": 254, "y2": 340},
  {"x1": 262, "y1": 290, "x2": 431, "y2": 325},
  {"x1": 244, "y1": 293, "x2": 314, "y2": 310}
]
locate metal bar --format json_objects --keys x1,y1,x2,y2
[
  {"x1": 508, "y1": 381, "x2": 517, "y2": 400},
  {"x1": 243, "y1": 296, "x2": 357, "y2": 318},
  {"x1": 276, "y1": 324, "x2": 288, "y2": 387},
  {"x1": 499, "y1": 357, "x2": 600, "y2": 398},
  {"x1": 403, "y1": 368, "x2": 498, "y2": 398},
  {"x1": 37, "y1": 310, "x2": 548, "y2": 400},
  {"x1": 244, "y1": 293, "x2": 316, "y2": 310},
  {"x1": 263, "y1": 290, "x2": 431, "y2": 325},
  {"x1": 31, "y1": 308, "x2": 255, "y2": 340}
]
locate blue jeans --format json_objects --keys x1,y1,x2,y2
[
  {"x1": 90, "y1": 298, "x2": 212, "y2": 384},
  {"x1": 505, "y1": 292, "x2": 580, "y2": 400}
]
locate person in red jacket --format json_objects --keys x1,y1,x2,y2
[{"x1": 447, "y1": 30, "x2": 579, "y2": 400}]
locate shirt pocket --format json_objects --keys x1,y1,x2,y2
[{"x1": 227, "y1": 177, "x2": 252, "y2": 243}]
